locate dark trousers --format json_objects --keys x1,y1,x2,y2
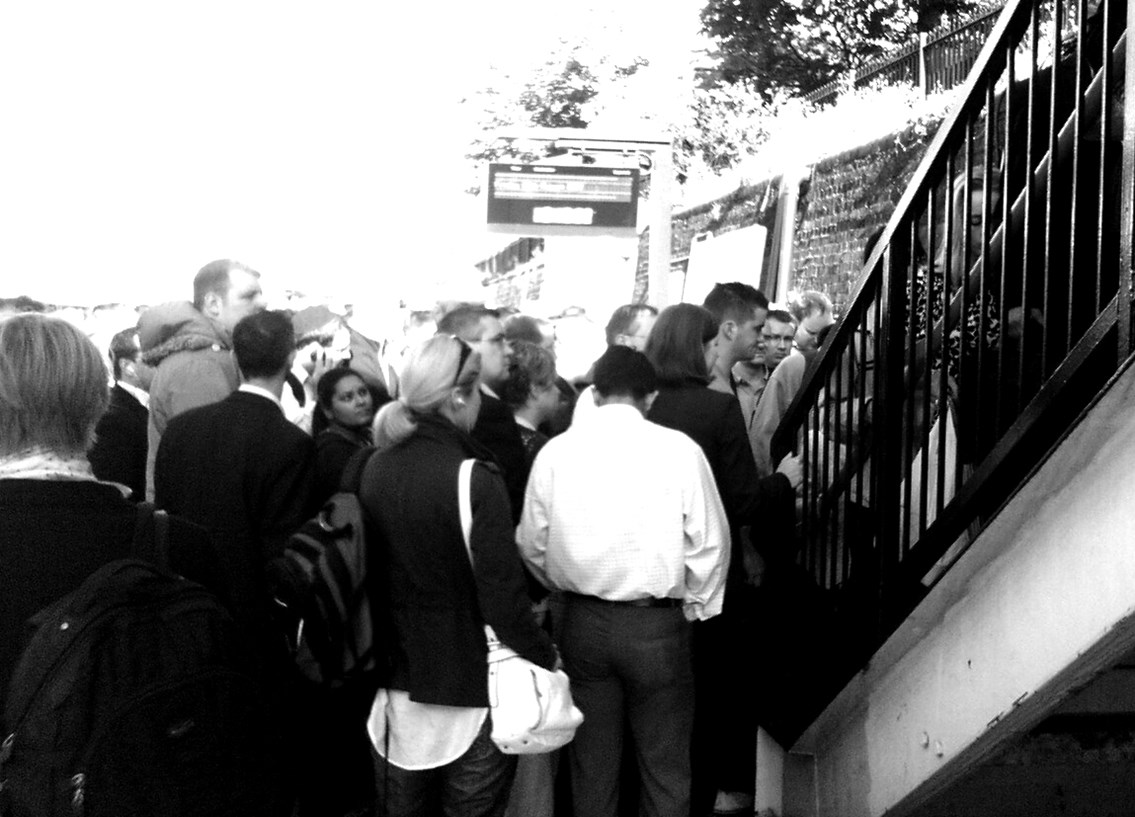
[
  {"x1": 372, "y1": 716, "x2": 516, "y2": 817},
  {"x1": 560, "y1": 594, "x2": 695, "y2": 817}
]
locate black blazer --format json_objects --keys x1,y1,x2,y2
[
  {"x1": 471, "y1": 389, "x2": 529, "y2": 524},
  {"x1": 359, "y1": 414, "x2": 556, "y2": 707},
  {"x1": 648, "y1": 379, "x2": 794, "y2": 549},
  {"x1": 154, "y1": 390, "x2": 317, "y2": 638},
  {"x1": 88, "y1": 384, "x2": 148, "y2": 501}
]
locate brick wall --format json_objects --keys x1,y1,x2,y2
[{"x1": 637, "y1": 118, "x2": 943, "y2": 315}]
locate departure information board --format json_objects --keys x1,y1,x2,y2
[{"x1": 487, "y1": 163, "x2": 640, "y2": 237}]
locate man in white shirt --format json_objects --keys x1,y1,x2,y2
[{"x1": 517, "y1": 346, "x2": 730, "y2": 817}]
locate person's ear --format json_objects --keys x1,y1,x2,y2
[
  {"x1": 201, "y1": 290, "x2": 223, "y2": 320},
  {"x1": 722, "y1": 320, "x2": 737, "y2": 340}
]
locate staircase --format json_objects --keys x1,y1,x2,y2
[{"x1": 765, "y1": 0, "x2": 1135, "y2": 813}]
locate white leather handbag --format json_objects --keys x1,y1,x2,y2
[{"x1": 458, "y1": 459, "x2": 584, "y2": 754}]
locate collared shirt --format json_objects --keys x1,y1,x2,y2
[
  {"x1": 516, "y1": 403, "x2": 730, "y2": 621},
  {"x1": 116, "y1": 380, "x2": 151, "y2": 410},
  {"x1": 237, "y1": 383, "x2": 284, "y2": 413},
  {"x1": 749, "y1": 351, "x2": 806, "y2": 476}
]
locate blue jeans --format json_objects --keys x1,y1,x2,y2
[{"x1": 372, "y1": 716, "x2": 517, "y2": 817}]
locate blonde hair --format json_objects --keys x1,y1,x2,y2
[
  {"x1": 372, "y1": 335, "x2": 479, "y2": 449},
  {"x1": 0, "y1": 313, "x2": 109, "y2": 456}
]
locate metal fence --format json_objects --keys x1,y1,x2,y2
[
  {"x1": 804, "y1": 5, "x2": 1006, "y2": 105},
  {"x1": 773, "y1": 0, "x2": 1133, "y2": 742}
]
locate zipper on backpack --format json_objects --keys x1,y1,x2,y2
[{"x1": 71, "y1": 772, "x2": 85, "y2": 815}]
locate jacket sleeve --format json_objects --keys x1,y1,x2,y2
[
  {"x1": 715, "y1": 396, "x2": 794, "y2": 545},
  {"x1": 469, "y1": 462, "x2": 557, "y2": 670}
]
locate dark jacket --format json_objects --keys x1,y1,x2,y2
[
  {"x1": 471, "y1": 389, "x2": 529, "y2": 524},
  {"x1": 88, "y1": 384, "x2": 148, "y2": 501},
  {"x1": 359, "y1": 414, "x2": 556, "y2": 708},
  {"x1": 648, "y1": 379, "x2": 795, "y2": 555},
  {"x1": 154, "y1": 390, "x2": 317, "y2": 641},
  {"x1": 0, "y1": 479, "x2": 216, "y2": 713},
  {"x1": 314, "y1": 424, "x2": 372, "y2": 505}
]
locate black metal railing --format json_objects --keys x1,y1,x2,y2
[
  {"x1": 773, "y1": 0, "x2": 1134, "y2": 737},
  {"x1": 805, "y1": 5, "x2": 1005, "y2": 105}
]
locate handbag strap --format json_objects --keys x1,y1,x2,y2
[{"x1": 458, "y1": 459, "x2": 503, "y2": 651}]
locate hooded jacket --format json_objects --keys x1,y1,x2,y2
[{"x1": 138, "y1": 301, "x2": 240, "y2": 500}]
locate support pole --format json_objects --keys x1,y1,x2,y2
[{"x1": 649, "y1": 147, "x2": 673, "y2": 307}]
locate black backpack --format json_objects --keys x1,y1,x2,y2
[
  {"x1": 0, "y1": 506, "x2": 288, "y2": 817},
  {"x1": 270, "y1": 447, "x2": 386, "y2": 688}
]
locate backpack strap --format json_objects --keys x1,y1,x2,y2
[{"x1": 132, "y1": 502, "x2": 170, "y2": 571}]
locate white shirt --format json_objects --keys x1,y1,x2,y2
[{"x1": 516, "y1": 403, "x2": 730, "y2": 621}]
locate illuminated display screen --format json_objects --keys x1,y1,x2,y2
[{"x1": 487, "y1": 163, "x2": 640, "y2": 236}]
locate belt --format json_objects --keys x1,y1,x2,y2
[{"x1": 567, "y1": 592, "x2": 683, "y2": 609}]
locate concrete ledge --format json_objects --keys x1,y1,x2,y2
[{"x1": 791, "y1": 357, "x2": 1135, "y2": 817}]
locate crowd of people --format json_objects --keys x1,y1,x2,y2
[{"x1": 0, "y1": 259, "x2": 844, "y2": 817}]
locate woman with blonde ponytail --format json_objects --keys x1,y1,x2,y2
[{"x1": 359, "y1": 334, "x2": 559, "y2": 816}]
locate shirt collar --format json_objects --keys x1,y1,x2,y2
[
  {"x1": 238, "y1": 383, "x2": 284, "y2": 413},
  {"x1": 116, "y1": 380, "x2": 150, "y2": 409},
  {"x1": 515, "y1": 415, "x2": 538, "y2": 432}
]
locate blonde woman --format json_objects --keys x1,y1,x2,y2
[{"x1": 359, "y1": 334, "x2": 558, "y2": 816}]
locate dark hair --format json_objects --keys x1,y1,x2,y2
[
  {"x1": 232, "y1": 310, "x2": 294, "y2": 379},
  {"x1": 503, "y1": 314, "x2": 548, "y2": 347},
  {"x1": 437, "y1": 303, "x2": 498, "y2": 341},
  {"x1": 192, "y1": 259, "x2": 258, "y2": 311},
  {"x1": 644, "y1": 303, "x2": 718, "y2": 385},
  {"x1": 702, "y1": 282, "x2": 768, "y2": 326},
  {"x1": 312, "y1": 366, "x2": 383, "y2": 435},
  {"x1": 593, "y1": 346, "x2": 657, "y2": 400},
  {"x1": 108, "y1": 327, "x2": 140, "y2": 381},
  {"x1": 604, "y1": 303, "x2": 658, "y2": 346},
  {"x1": 501, "y1": 341, "x2": 556, "y2": 410},
  {"x1": 765, "y1": 309, "x2": 797, "y2": 328}
]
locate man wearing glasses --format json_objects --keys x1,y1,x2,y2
[{"x1": 437, "y1": 304, "x2": 529, "y2": 523}]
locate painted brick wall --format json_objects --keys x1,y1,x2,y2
[{"x1": 638, "y1": 118, "x2": 943, "y2": 315}]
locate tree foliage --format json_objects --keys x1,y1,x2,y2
[
  {"x1": 461, "y1": 45, "x2": 650, "y2": 194},
  {"x1": 700, "y1": 0, "x2": 991, "y2": 100}
]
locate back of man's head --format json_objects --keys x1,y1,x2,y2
[
  {"x1": 437, "y1": 303, "x2": 496, "y2": 339},
  {"x1": 604, "y1": 304, "x2": 658, "y2": 348},
  {"x1": 593, "y1": 346, "x2": 657, "y2": 403},
  {"x1": 702, "y1": 282, "x2": 768, "y2": 326},
  {"x1": 233, "y1": 310, "x2": 294, "y2": 380},
  {"x1": 108, "y1": 327, "x2": 140, "y2": 381},
  {"x1": 193, "y1": 260, "x2": 250, "y2": 311}
]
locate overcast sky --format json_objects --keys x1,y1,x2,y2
[{"x1": 0, "y1": 1, "x2": 704, "y2": 308}]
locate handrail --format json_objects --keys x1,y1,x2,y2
[{"x1": 768, "y1": 0, "x2": 1133, "y2": 743}]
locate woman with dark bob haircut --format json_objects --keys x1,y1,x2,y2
[
  {"x1": 0, "y1": 314, "x2": 218, "y2": 713},
  {"x1": 643, "y1": 303, "x2": 801, "y2": 817},
  {"x1": 358, "y1": 334, "x2": 558, "y2": 816}
]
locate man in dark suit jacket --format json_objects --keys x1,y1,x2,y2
[
  {"x1": 437, "y1": 304, "x2": 528, "y2": 523},
  {"x1": 154, "y1": 310, "x2": 316, "y2": 644},
  {"x1": 88, "y1": 328, "x2": 152, "y2": 501}
]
